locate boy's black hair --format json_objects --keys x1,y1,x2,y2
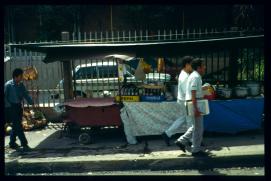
[
  {"x1": 191, "y1": 58, "x2": 204, "y2": 70},
  {"x1": 12, "y1": 68, "x2": 24, "y2": 78},
  {"x1": 181, "y1": 56, "x2": 193, "y2": 69}
]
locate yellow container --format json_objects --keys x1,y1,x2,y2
[
  {"x1": 115, "y1": 96, "x2": 140, "y2": 102},
  {"x1": 157, "y1": 57, "x2": 165, "y2": 73}
]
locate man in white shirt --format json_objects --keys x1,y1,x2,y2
[
  {"x1": 175, "y1": 58, "x2": 208, "y2": 157},
  {"x1": 161, "y1": 56, "x2": 193, "y2": 146}
]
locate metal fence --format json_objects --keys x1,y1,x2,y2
[
  {"x1": 66, "y1": 27, "x2": 263, "y2": 43},
  {"x1": 4, "y1": 28, "x2": 264, "y2": 107},
  {"x1": 5, "y1": 27, "x2": 264, "y2": 45}
]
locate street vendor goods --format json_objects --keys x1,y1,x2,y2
[
  {"x1": 116, "y1": 84, "x2": 140, "y2": 102},
  {"x1": 5, "y1": 123, "x2": 12, "y2": 135},
  {"x1": 23, "y1": 66, "x2": 38, "y2": 80},
  {"x1": 141, "y1": 59, "x2": 152, "y2": 74},
  {"x1": 22, "y1": 109, "x2": 48, "y2": 131},
  {"x1": 216, "y1": 87, "x2": 232, "y2": 99},
  {"x1": 135, "y1": 59, "x2": 146, "y2": 81},
  {"x1": 202, "y1": 83, "x2": 216, "y2": 100},
  {"x1": 246, "y1": 82, "x2": 260, "y2": 96},
  {"x1": 186, "y1": 99, "x2": 210, "y2": 116},
  {"x1": 234, "y1": 86, "x2": 248, "y2": 98},
  {"x1": 117, "y1": 63, "x2": 126, "y2": 82},
  {"x1": 157, "y1": 58, "x2": 165, "y2": 73}
]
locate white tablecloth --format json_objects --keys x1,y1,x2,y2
[{"x1": 120, "y1": 102, "x2": 188, "y2": 144}]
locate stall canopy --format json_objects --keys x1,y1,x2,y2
[
  {"x1": 9, "y1": 35, "x2": 264, "y2": 63},
  {"x1": 104, "y1": 54, "x2": 135, "y2": 61}
]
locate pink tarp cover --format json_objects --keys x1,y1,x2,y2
[{"x1": 63, "y1": 98, "x2": 116, "y2": 108}]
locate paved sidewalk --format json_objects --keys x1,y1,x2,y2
[{"x1": 5, "y1": 125, "x2": 264, "y2": 174}]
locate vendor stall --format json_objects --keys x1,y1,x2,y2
[
  {"x1": 121, "y1": 97, "x2": 264, "y2": 144},
  {"x1": 10, "y1": 33, "x2": 264, "y2": 146}
]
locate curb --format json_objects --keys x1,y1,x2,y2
[{"x1": 5, "y1": 153, "x2": 264, "y2": 174}]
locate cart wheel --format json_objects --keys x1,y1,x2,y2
[{"x1": 79, "y1": 133, "x2": 91, "y2": 145}]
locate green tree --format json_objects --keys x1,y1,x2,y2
[{"x1": 233, "y1": 5, "x2": 256, "y2": 29}]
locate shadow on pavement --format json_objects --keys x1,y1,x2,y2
[{"x1": 6, "y1": 127, "x2": 263, "y2": 159}]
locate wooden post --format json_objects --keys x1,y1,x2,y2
[
  {"x1": 63, "y1": 62, "x2": 73, "y2": 100},
  {"x1": 61, "y1": 32, "x2": 73, "y2": 100}
]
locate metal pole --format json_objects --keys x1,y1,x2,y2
[
  {"x1": 110, "y1": 5, "x2": 113, "y2": 32},
  {"x1": 95, "y1": 32, "x2": 97, "y2": 42},
  {"x1": 182, "y1": 11, "x2": 185, "y2": 30}
]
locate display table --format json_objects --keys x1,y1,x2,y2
[
  {"x1": 121, "y1": 97, "x2": 264, "y2": 144},
  {"x1": 121, "y1": 101, "x2": 188, "y2": 144}
]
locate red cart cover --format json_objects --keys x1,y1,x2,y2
[{"x1": 63, "y1": 98, "x2": 116, "y2": 108}]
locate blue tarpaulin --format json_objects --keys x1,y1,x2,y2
[{"x1": 204, "y1": 98, "x2": 264, "y2": 134}]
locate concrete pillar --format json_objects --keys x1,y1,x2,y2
[{"x1": 61, "y1": 32, "x2": 73, "y2": 100}]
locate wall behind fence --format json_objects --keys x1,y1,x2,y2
[{"x1": 4, "y1": 56, "x2": 63, "y2": 90}]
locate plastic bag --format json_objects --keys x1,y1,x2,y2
[
  {"x1": 134, "y1": 59, "x2": 146, "y2": 81},
  {"x1": 118, "y1": 63, "x2": 127, "y2": 82}
]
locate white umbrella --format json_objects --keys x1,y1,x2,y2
[{"x1": 104, "y1": 54, "x2": 135, "y2": 61}]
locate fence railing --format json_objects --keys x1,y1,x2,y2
[{"x1": 5, "y1": 27, "x2": 264, "y2": 46}]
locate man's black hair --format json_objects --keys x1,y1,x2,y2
[
  {"x1": 181, "y1": 56, "x2": 193, "y2": 69},
  {"x1": 191, "y1": 58, "x2": 204, "y2": 70},
  {"x1": 12, "y1": 68, "x2": 24, "y2": 78}
]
